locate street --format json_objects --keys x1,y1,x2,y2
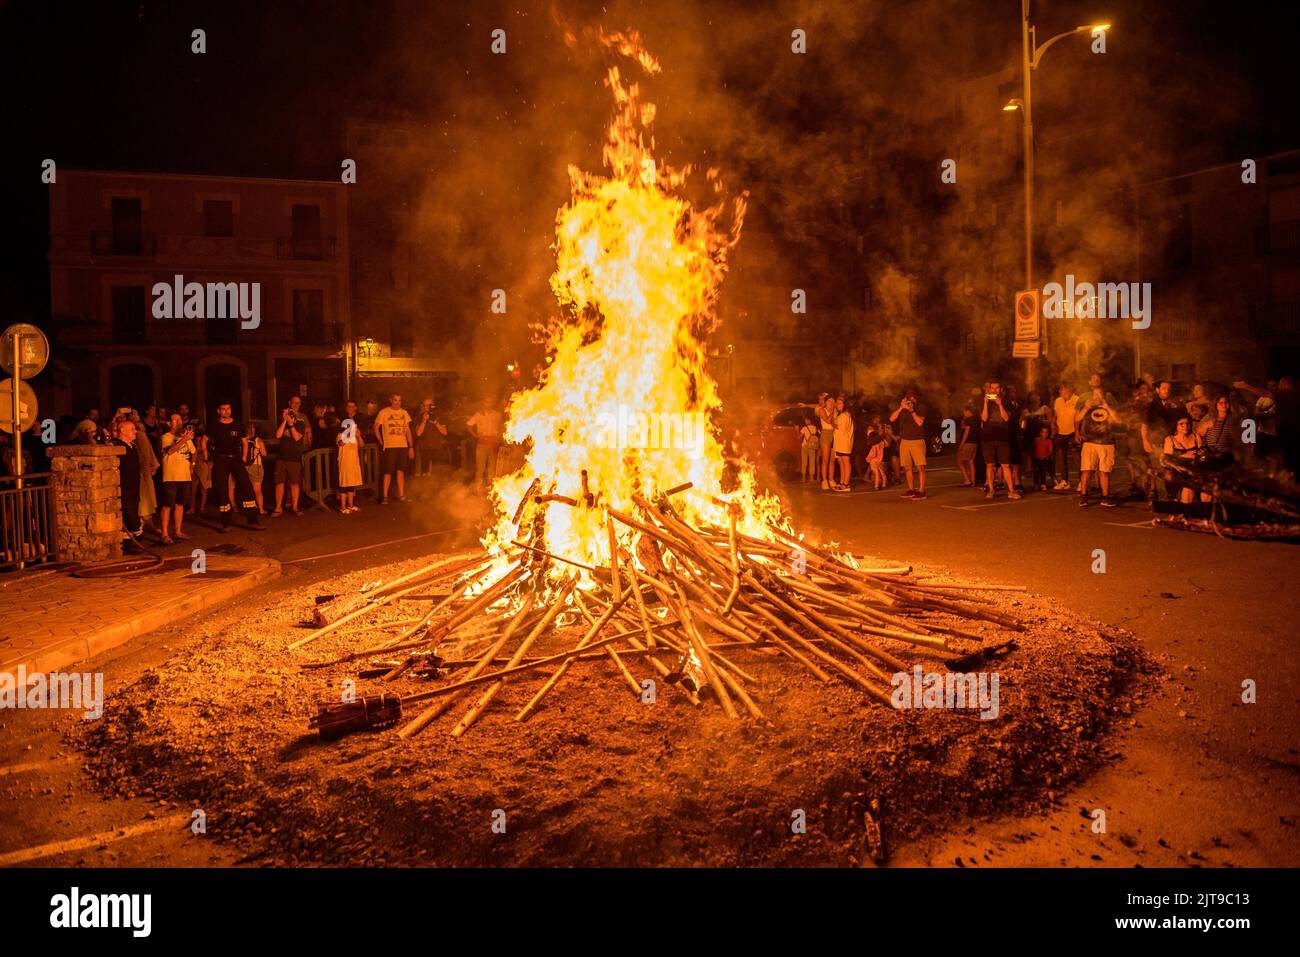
[{"x1": 3, "y1": 461, "x2": 1296, "y2": 867}]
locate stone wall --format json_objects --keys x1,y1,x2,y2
[{"x1": 47, "y1": 445, "x2": 124, "y2": 562}]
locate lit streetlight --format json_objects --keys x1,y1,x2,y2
[{"x1": 1004, "y1": 4, "x2": 1111, "y2": 389}]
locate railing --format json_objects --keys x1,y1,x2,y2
[
  {"x1": 90, "y1": 230, "x2": 157, "y2": 257},
  {"x1": 276, "y1": 237, "x2": 337, "y2": 261},
  {"x1": 0, "y1": 473, "x2": 56, "y2": 572},
  {"x1": 300, "y1": 446, "x2": 380, "y2": 510}
]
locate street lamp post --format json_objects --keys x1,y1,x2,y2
[{"x1": 1005, "y1": 5, "x2": 1110, "y2": 393}]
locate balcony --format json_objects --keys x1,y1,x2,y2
[
  {"x1": 276, "y1": 236, "x2": 337, "y2": 261},
  {"x1": 90, "y1": 230, "x2": 157, "y2": 258},
  {"x1": 58, "y1": 318, "x2": 345, "y2": 349}
]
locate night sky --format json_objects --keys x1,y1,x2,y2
[{"x1": 3, "y1": 0, "x2": 1298, "y2": 325}]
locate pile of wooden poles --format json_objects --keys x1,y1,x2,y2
[{"x1": 298, "y1": 483, "x2": 1027, "y2": 740}]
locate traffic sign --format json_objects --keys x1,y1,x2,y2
[
  {"x1": 1012, "y1": 339, "x2": 1041, "y2": 359},
  {"x1": 0, "y1": 378, "x2": 38, "y2": 433},
  {"x1": 1, "y1": 323, "x2": 50, "y2": 379},
  {"x1": 1014, "y1": 290, "x2": 1040, "y2": 341}
]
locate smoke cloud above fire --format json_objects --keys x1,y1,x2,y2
[{"x1": 347, "y1": 0, "x2": 1262, "y2": 406}]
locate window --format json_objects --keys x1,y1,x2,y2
[
  {"x1": 111, "y1": 198, "x2": 142, "y2": 255},
  {"x1": 1172, "y1": 363, "x2": 1197, "y2": 383},
  {"x1": 292, "y1": 289, "x2": 326, "y2": 344},
  {"x1": 203, "y1": 200, "x2": 234, "y2": 237},
  {"x1": 111, "y1": 286, "x2": 146, "y2": 343},
  {"x1": 291, "y1": 204, "x2": 323, "y2": 259},
  {"x1": 963, "y1": 332, "x2": 976, "y2": 355}
]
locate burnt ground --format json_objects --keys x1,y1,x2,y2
[{"x1": 72, "y1": 547, "x2": 1153, "y2": 867}]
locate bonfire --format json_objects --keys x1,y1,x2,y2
[{"x1": 300, "y1": 31, "x2": 1024, "y2": 740}]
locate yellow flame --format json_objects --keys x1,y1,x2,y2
[{"x1": 484, "y1": 31, "x2": 785, "y2": 585}]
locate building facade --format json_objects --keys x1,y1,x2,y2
[
  {"x1": 1137, "y1": 150, "x2": 1300, "y2": 385},
  {"x1": 47, "y1": 169, "x2": 352, "y2": 423}
]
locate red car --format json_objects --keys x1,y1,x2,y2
[{"x1": 731, "y1": 404, "x2": 818, "y2": 482}]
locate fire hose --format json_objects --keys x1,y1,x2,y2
[{"x1": 70, "y1": 521, "x2": 165, "y2": 578}]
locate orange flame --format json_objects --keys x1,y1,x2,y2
[{"x1": 485, "y1": 31, "x2": 784, "y2": 584}]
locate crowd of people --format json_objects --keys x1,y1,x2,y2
[
  {"x1": 1, "y1": 392, "x2": 512, "y2": 548},
  {"x1": 791, "y1": 373, "x2": 1298, "y2": 508}
]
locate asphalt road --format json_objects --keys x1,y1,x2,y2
[{"x1": 2, "y1": 463, "x2": 1297, "y2": 867}]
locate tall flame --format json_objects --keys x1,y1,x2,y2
[{"x1": 485, "y1": 31, "x2": 784, "y2": 582}]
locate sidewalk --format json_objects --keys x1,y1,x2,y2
[{"x1": 0, "y1": 549, "x2": 281, "y2": 676}]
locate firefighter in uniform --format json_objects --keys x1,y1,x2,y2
[{"x1": 211, "y1": 402, "x2": 265, "y2": 531}]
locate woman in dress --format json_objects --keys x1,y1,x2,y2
[{"x1": 337, "y1": 415, "x2": 365, "y2": 514}]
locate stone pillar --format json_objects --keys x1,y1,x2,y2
[{"x1": 47, "y1": 445, "x2": 125, "y2": 562}]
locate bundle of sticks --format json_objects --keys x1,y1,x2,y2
[{"x1": 297, "y1": 483, "x2": 1026, "y2": 740}]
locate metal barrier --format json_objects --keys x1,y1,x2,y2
[
  {"x1": 0, "y1": 473, "x2": 56, "y2": 571},
  {"x1": 300, "y1": 446, "x2": 380, "y2": 510}
]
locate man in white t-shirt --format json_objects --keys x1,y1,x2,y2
[
  {"x1": 158, "y1": 413, "x2": 196, "y2": 543},
  {"x1": 831, "y1": 396, "x2": 854, "y2": 491},
  {"x1": 372, "y1": 393, "x2": 414, "y2": 504}
]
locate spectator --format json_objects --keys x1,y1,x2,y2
[
  {"x1": 1142, "y1": 380, "x2": 1183, "y2": 501},
  {"x1": 799, "y1": 412, "x2": 819, "y2": 483},
  {"x1": 865, "y1": 420, "x2": 888, "y2": 490},
  {"x1": 1186, "y1": 382, "x2": 1213, "y2": 420},
  {"x1": 415, "y1": 398, "x2": 449, "y2": 475},
  {"x1": 109, "y1": 416, "x2": 143, "y2": 538},
  {"x1": 1123, "y1": 384, "x2": 1152, "y2": 500},
  {"x1": 1198, "y1": 395, "x2": 1236, "y2": 457},
  {"x1": 1163, "y1": 414, "x2": 1205, "y2": 504},
  {"x1": 273, "y1": 395, "x2": 310, "y2": 516},
  {"x1": 889, "y1": 389, "x2": 927, "y2": 499},
  {"x1": 337, "y1": 412, "x2": 365, "y2": 513},
  {"x1": 158, "y1": 414, "x2": 194, "y2": 544},
  {"x1": 980, "y1": 381, "x2": 1019, "y2": 500},
  {"x1": 1051, "y1": 385, "x2": 1080, "y2": 490},
  {"x1": 311, "y1": 402, "x2": 336, "y2": 451},
  {"x1": 1075, "y1": 387, "x2": 1119, "y2": 507},
  {"x1": 1030, "y1": 425, "x2": 1054, "y2": 491},
  {"x1": 245, "y1": 422, "x2": 268, "y2": 514},
  {"x1": 956, "y1": 401, "x2": 979, "y2": 486},
  {"x1": 1003, "y1": 384, "x2": 1024, "y2": 493},
  {"x1": 467, "y1": 398, "x2": 504, "y2": 492},
  {"x1": 831, "y1": 395, "x2": 854, "y2": 491},
  {"x1": 209, "y1": 402, "x2": 264, "y2": 531},
  {"x1": 120, "y1": 407, "x2": 160, "y2": 536},
  {"x1": 191, "y1": 423, "x2": 211, "y2": 515},
  {"x1": 374, "y1": 393, "x2": 414, "y2": 503},
  {"x1": 1235, "y1": 376, "x2": 1298, "y2": 474},
  {"x1": 72, "y1": 409, "x2": 100, "y2": 444},
  {"x1": 348, "y1": 399, "x2": 375, "y2": 441},
  {"x1": 816, "y1": 394, "x2": 835, "y2": 490},
  {"x1": 1085, "y1": 372, "x2": 1117, "y2": 407}
]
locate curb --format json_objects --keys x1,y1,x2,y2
[{"x1": 0, "y1": 559, "x2": 282, "y2": 677}]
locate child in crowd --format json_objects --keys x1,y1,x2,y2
[
  {"x1": 799, "y1": 413, "x2": 819, "y2": 483},
  {"x1": 1031, "y1": 425, "x2": 1055, "y2": 491},
  {"x1": 865, "y1": 425, "x2": 887, "y2": 490},
  {"x1": 245, "y1": 422, "x2": 268, "y2": 514}
]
